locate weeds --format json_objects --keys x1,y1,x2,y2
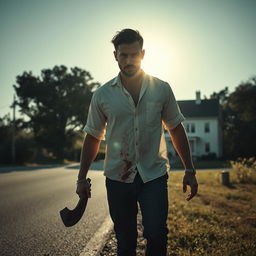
[
  {"x1": 167, "y1": 169, "x2": 256, "y2": 256},
  {"x1": 230, "y1": 157, "x2": 256, "y2": 184}
]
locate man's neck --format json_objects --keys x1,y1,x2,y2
[{"x1": 120, "y1": 69, "x2": 144, "y2": 87}]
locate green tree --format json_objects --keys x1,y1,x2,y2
[
  {"x1": 226, "y1": 77, "x2": 256, "y2": 158},
  {"x1": 0, "y1": 114, "x2": 36, "y2": 164},
  {"x1": 211, "y1": 76, "x2": 256, "y2": 158},
  {"x1": 210, "y1": 86, "x2": 229, "y2": 105},
  {"x1": 0, "y1": 115, "x2": 13, "y2": 163},
  {"x1": 14, "y1": 65, "x2": 99, "y2": 160}
]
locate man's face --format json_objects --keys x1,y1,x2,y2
[{"x1": 114, "y1": 41, "x2": 145, "y2": 77}]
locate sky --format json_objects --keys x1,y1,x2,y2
[{"x1": 1, "y1": 0, "x2": 256, "y2": 117}]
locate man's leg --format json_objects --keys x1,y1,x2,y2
[
  {"x1": 105, "y1": 177, "x2": 138, "y2": 256},
  {"x1": 138, "y1": 173, "x2": 169, "y2": 256}
]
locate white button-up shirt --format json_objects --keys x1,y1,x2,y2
[{"x1": 83, "y1": 71, "x2": 185, "y2": 183}]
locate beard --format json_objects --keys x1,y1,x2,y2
[{"x1": 119, "y1": 64, "x2": 140, "y2": 77}]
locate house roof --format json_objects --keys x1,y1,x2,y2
[{"x1": 178, "y1": 99, "x2": 220, "y2": 118}]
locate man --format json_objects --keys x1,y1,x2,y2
[{"x1": 76, "y1": 29, "x2": 198, "y2": 256}]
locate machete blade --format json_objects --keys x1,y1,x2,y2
[
  {"x1": 60, "y1": 197, "x2": 88, "y2": 227},
  {"x1": 60, "y1": 178, "x2": 91, "y2": 227}
]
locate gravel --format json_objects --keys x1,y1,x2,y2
[{"x1": 99, "y1": 208, "x2": 147, "y2": 256}]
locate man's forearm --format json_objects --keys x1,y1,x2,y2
[
  {"x1": 168, "y1": 123, "x2": 194, "y2": 170},
  {"x1": 78, "y1": 134, "x2": 101, "y2": 180}
]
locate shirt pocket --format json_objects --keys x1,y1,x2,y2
[{"x1": 146, "y1": 102, "x2": 162, "y2": 126}]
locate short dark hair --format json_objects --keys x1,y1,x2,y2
[{"x1": 111, "y1": 29, "x2": 144, "y2": 50}]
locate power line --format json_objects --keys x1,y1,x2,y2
[{"x1": 11, "y1": 95, "x2": 16, "y2": 165}]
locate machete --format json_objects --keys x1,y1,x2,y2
[{"x1": 60, "y1": 178, "x2": 91, "y2": 227}]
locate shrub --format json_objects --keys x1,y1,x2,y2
[{"x1": 230, "y1": 157, "x2": 256, "y2": 184}]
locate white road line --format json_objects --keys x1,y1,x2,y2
[{"x1": 79, "y1": 216, "x2": 113, "y2": 256}]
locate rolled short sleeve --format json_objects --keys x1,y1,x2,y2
[
  {"x1": 162, "y1": 83, "x2": 185, "y2": 129},
  {"x1": 83, "y1": 90, "x2": 106, "y2": 140}
]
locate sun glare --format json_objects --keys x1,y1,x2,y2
[{"x1": 142, "y1": 41, "x2": 172, "y2": 81}]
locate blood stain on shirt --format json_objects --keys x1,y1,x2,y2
[
  {"x1": 120, "y1": 160, "x2": 132, "y2": 181},
  {"x1": 119, "y1": 135, "x2": 133, "y2": 181}
]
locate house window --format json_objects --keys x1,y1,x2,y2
[
  {"x1": 185, "y1": 123, "x2": 195, "y2": 133},
  {"x1": 205, "y1": 142, "x2": 210, "y2": 153},
  {"x1": 190, "y1": 140, "x2": 195, "y2": 153},
  {"x1": 205, "y1": 123, "x2": 210, "y2": 133},
  {"x1": 185, "y1": 123, "x2": 190, "y2": 133},
  {"x1": 191, "y1": 123, "x2": 195, "y2": 133}
]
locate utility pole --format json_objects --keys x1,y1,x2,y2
[{"x1": 11, "y1": 94, "x2": 16, "y2": 165}]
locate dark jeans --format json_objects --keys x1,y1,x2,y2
[{"x1": 105, "y1": 172, "x2": 169, "y2": 256}]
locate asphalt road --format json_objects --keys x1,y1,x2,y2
[{"x1": 0, "y1": 163, "x2": 109, "y2": 256}]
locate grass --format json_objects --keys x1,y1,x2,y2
[
  {"x1": 171, "y1": 159, "x2": 230, "y2": 169},
  {"x1": 167, "y1": 170, "x2": 256, "y2": 256}
]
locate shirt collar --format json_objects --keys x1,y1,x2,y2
[
  {"x1": 110, "y1": 70, "x2": 147, "y2": 88},
  {"x1": 110, "y1": 74, "x2": 122, "y2": 87}
]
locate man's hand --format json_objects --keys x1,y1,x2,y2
[
  {"x1": 183, "y1": 172, "x2": 198, "y2": 201},
  {"x1": 76, "y1": 178, "x2": 91, "y2": 199}
]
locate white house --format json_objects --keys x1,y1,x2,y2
[{"x1": 165, "y1": 91, "x2": 223, "y2": 159}]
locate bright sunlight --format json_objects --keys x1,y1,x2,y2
[{"x1": 142, "y1": 40, "x2": 173, "y2": 81}]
